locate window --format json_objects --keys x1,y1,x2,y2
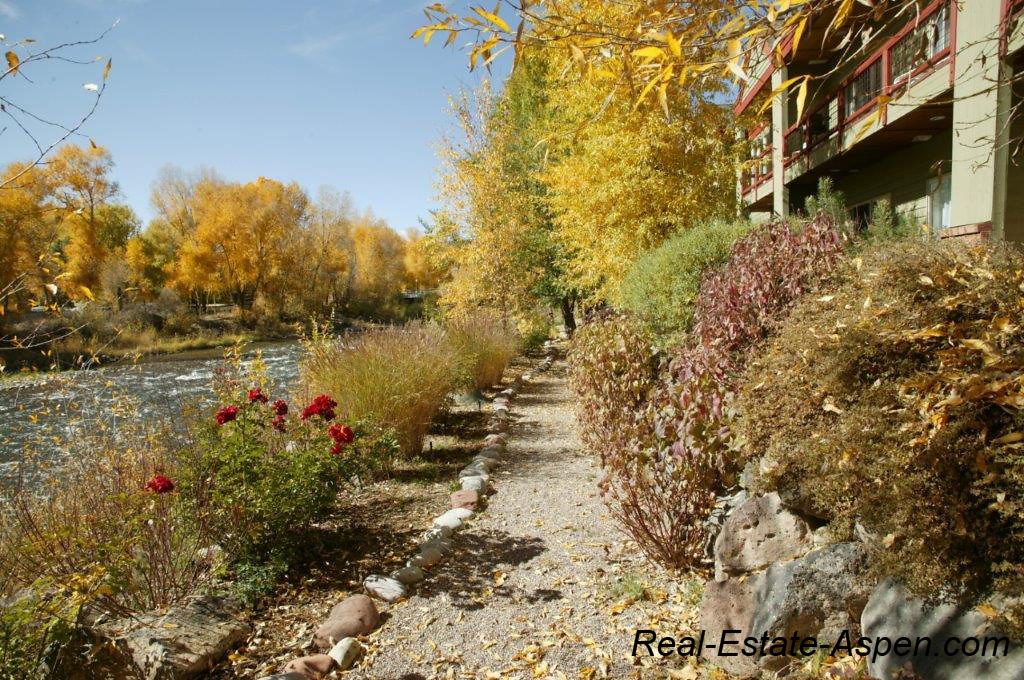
[
  {"x1": 844, "y1": 59, "x2": 883, "y2": 118},
  {"x1": 890, "y1": 2, "x2": 951, "y2": 82},
  {"x1": 928, "y1": 174, "x2": 951, "y2": 231}
]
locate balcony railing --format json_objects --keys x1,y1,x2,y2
[
  {"x1": 741, "y1": 122, "x2": 772, "y2": 194},
  {"x1": 780, "y1": 0, "x2": 953, "y2": 169}
]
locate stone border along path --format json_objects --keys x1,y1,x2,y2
[{"x1": 259, "y1": 344, "x2": 558, "y2": 680}]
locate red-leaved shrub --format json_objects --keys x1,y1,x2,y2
[{"x1": 570, "y1": 215, "x2": 846, "y2": 569}]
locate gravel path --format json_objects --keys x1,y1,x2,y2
[{"x1": 350, "y1": 357, "x2": 704, "y2": 680}]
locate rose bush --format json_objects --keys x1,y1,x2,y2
[{"x1": 182, "y1": 352, "x2": 399, "y2": 572}]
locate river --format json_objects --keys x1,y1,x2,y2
[{"x1": 0, "y1": 341, "x2": 304, "y2": 473}]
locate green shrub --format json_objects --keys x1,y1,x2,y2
[
  {"x1": 618, "y1": 220, "x2": 751, "y2": 337},
  {"x1": 445, "y1": 311, "x2": 518, "y2": 390},
  {"x1": 737, "y1": 241, "x2": 1024, "y2": 601},
  {"x1": 301, "y1": 323, "x2": 460, "y2": 457}
]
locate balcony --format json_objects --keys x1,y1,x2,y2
[
  {"x1": 740, "y1": 0, "x2": 956, "y2": 203},
  {"x1": 782, "y1": 0, "x2": 952, "y2": 169}
]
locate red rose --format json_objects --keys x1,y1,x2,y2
[
  {"x1": 300, "y1": 394, "x2": 337, "y2": 421},
  {"x1": 328, "y1": 423, "x2": 355, "y2": 445},
  {"x1": 248, "y1": 388, "x2": 269, "y2": 404},
  {"x1": 271, "y1": 415, "x2": 287, "y2": 432},
  {"x1": 271, "y1": 399, "x2": 288, "y2": 416},
  {"x1": 145, "y1": 475, "x2": 175, "y2": 494},
  {"x1": 216, "y1": 405, "x2": 239, "y2": 425}
]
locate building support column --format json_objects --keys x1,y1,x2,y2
[
  {"x1": 771, "y1": 67, "x2": 790, "y2": 217},
  {"x1": 949, "y1": 0, "x2": 1009, "y2": 239}
]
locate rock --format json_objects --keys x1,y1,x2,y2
[
  {"x1": 421, "y1": 537, "x2": 454, "y2": 555},
  {"x1": 461, "y1": 476, "x2": 486, "y2": 492},
  {"x1": 751, "y1": 542, "x2": 872, "y2": 666},
  {"x1": 392, "y1": 565, "x2": 425, "y2": 585},
  {"x1": 327, "y1": 637, "x2": 363, "y2": 670},
  {"x1": 699, "y1": 578, "x2": 762, "y2": 678},
  {"x1": 434, "y1": 508, "x2": 472, "y2": 530},
  {"x1": 500, "y1": 388, "x2": 515, "y2": 397},
  {"x1": 493, "y1": 402, "x2": 509, "y2": 413},
  {"x1": 283, "y1": 654, "x2": 336, "y2": 678},
  {"x1": 480, "y1": 444, "x2": 505, "y2": 458},
  {"x1": 415, "y1": 545, "x2": 444, "y2": 567},
  {"x1": 313, "y1": 595, "x2": 378, "y2": 649},
  {"x1": 493, "y1": 396, "x2": 509, "y2": 406},
  {"x1": 472, "y1": 456, "x2": 500, "y2": 471},
  {"x1": 422, "y1": 526, "x2": 453, "y2": 542},
  {"x1": 714, "y1": 492, "x2": 811, "y2": 577},
  {"x1": 862, "y1": 580, "x2": 1024, "y2": 680},
  {"x1": 521, "y1": 372, "x2": 532, "y2": 382},
  {"x1": 95, "y1": 595, "x2": 250, "y2": 680},
  {"x1": 451, "y1": 489, "x2": 480, "y2": 510},
  {"x1": 699, "y1": 543, "x2": 871, "y2": 676},
  {"x1": 459, "y1": 463, "x2": 489, "y2": 478},
  {"x1": 363, "y1": 575, "x2": 406, "y2": 603},
  {"x1": 483, "y1": 433, "x2": 507, "y2": 446}
]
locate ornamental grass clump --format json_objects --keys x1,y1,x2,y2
[
  {"x1": 445, "y1": 310, "x2": 518, "y2": 391},
  {"x1": 737, "y1": 241, "x2": 1024, "y2": 604},
  {"x1": 300, "y1": 322, "x2": 460, "y2": 457}
]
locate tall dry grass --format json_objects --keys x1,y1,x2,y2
[
  {"x1": 301, "y1": 323, "x2": 461, "y2": 457},
  {"x1": 445, "y1": 311, "x2": 518, "y2": 391}
]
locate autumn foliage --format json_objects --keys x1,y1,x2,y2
[
  {"x1": 739, "y1": 241, "x2": 1024, "y2": 604},
  {"x1": 569, "y1": 216, "x2": 847, "y2": 569}
]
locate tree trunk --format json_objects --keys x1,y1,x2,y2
[{"x1": 560, "y1": 295, "x2": 577, "y2": 336}]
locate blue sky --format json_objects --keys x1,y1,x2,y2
[{"x1": 2, "y1": 0, "x2": 500, "y2": 231}]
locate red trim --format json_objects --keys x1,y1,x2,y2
[
  {"x1": 734, "y1": 64, "x2": 776, "y2": 116},
  {"x1": 733, "y1": 33, "x2": 795, "y2": 116}
]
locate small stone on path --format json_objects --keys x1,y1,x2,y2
[{"x1": 363, "y1": 575, "x2": 406, "y2": 603}]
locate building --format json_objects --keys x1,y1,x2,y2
[{"x1": 737, "y1": 0, "x2": 1024, "y2": 241}]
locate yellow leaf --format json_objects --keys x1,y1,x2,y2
[
  {"x1": 994, "y1": 432, "x2": 1024, "y2": 445},
  {"x1": 79, "y1": 285, "x2": 95, "y2": 301},
  {"x1": 791, "y1": 17, "x2": 807, "y2": 55},
  {"x1": 570, "y1": 43, "x2": 585, "y2": 63},
  {"x1": 658, "y1": 81, "x2": 670, "y2": 120},
  {"x1": 757, "y1": 75, "x2": 805, "y2": 115},
  {"x1": 5, "y1": 50, "x2": 18, "y2": 74},
  {"x1": 633, "y1": 45, "x2": 664, "y2": 60},
  {"x1": 977, "y1": 603, "x2": 999, "y2": 619},
  {"x1": 472, "y1": 6, "x2": 510, "y2": 33},
  {"x1": 103, "y1": 58, "x2": 112, "y2": 81},
  {"x1": 666, "y1": 32, "x2": 681, "y2": 58},
  {"x1": 795, "y1": 77, "x2": 809, "y2": 122}
]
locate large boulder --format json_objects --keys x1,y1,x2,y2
[
  {"x1": 96, "y1": 595, "x2": 250, "y2": 680},
  {"x1": 751, "y1": 542, "x2": 872, "y2": 670},
  {"x1": 862, "y1": 580, "x2": 1024, "y2": 680},
  {"x1": 699, "y1": 543, "x2": 871, "y2": 675},
  {"x1": 714, "y1": 492, "x2": 812, "y2": 578}
]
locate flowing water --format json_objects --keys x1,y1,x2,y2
[{"x1": 0, "y1": 341, "x2": 304, "y2": 473}]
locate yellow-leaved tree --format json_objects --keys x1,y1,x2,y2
[
  {"x1": 45, "y1": 144, "x2": 120, "y2": 299},
  {"x1": 172, "y1": 177, "x2": 309, "y2": 312},
  {"x1": 541, "y1": 63, "x2": 739, "y2": 301}
]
